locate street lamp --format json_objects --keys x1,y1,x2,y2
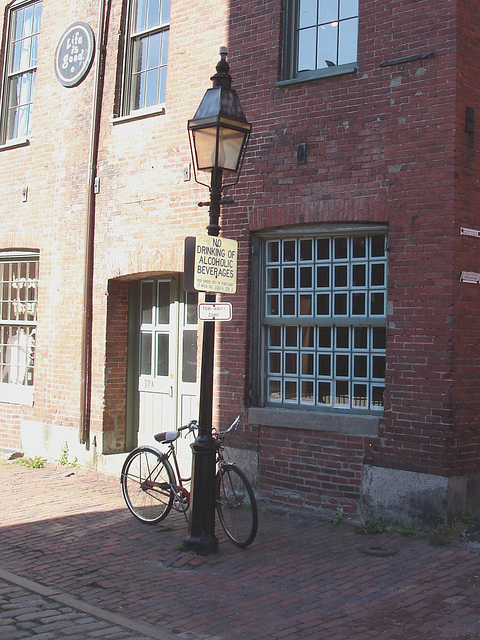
[{"x1": 183, "y1": 48, "x2": 251, "y2": 555}]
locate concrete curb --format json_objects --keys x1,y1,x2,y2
[{"x1": 0, "y1": 567, "x2": 188, "y2": 640}]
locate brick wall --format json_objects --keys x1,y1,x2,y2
[
  {"x1": 225, "y1": 0, "x2": 480, "y2": 512},
  {"x1": 449, "y1": 0, "x2": 480, "y2": 476},
  {"x1": 1, "y1": 0, "x2": 479, "y2": 520},
  {"x1": 258, "y1": 426, "x2": 367, "y2": 515}
]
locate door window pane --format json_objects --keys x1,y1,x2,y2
[
  {"x1": 156, "y1": 333, "x2": 169, "y2": 376},
  {"x1": 140, "y1": 332, "x2": 152, "y2": 375},
  {"x1": 185, "y1": 291, "x2": 198, "y2": 325},
  {"x1": 182, "y1": 330, "x2": 197, "y2": 383},
  {"x1": 141, "y1": 282, "x2": 153, "y2": 324},
  {"x1": 157, "y1": 281, "x2": 170, "y2": 324}
]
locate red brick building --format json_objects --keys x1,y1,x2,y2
[{"x1": 1, "y1": 0, "x2": 479, "y2": 524}]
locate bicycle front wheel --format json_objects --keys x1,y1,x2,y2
[
  {"x1": 216, "y1": 464, "x2": 258, "y2": 547},
  {"x1": 121, "y1": 447, "x2": 174, "y2": 523}
]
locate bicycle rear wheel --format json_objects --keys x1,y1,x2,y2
[
  {"x1": 216, "y1": 463, "x2": 258, "y2": 547},
  {"x1": 121, "y1": 447, "x2": 174, "y2": 523}
]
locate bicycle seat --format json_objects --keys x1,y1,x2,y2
[{"x1": 154, "y1": 431, "x2": 180, "y2": 444}]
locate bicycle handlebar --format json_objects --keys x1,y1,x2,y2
[
  {"x1": 214, "y1": 415, "x2": 241, "y2": 439},
  {"x1": 179, "y1": 415, "x2": 241, "y2": 439},
  {"x1": 178, "y1": 420, "x2": 198, "y2": 436}
]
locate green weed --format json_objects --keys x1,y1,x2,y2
[
  {"x1": 397, "y1": 522, "x2": 425, "y2": 539},
  {"x1": 462, "y1": 507, "x2": 474, "y2": 525},
  {"x1": 331, "y1": 512, "x2": 343, "y2": 526},
  {"x1": 428, "y1": 522, "x2": 459, "y2": 547},
  {"x1": 356, "y1": 517, "x2": 387, "y2": 535},
  {"x1": 58, "y1": 442, "x2": 78, "y2": 467},
  {"x1": 18, "y1": 455, "x2": 45, "y2": 469}
]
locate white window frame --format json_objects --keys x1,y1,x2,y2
[
  {"x1": 0, "y1": 251, "x2": 39, "y2": 406},
  {"x1": 0, "y1": 0, "x2": 42, "y2": 145},
  {"x1": 252, "y1": 226, "x2": 387, "y2": 413},
  {"x1": 120, "y1": 0, "x2": 170, "y2": 118}
]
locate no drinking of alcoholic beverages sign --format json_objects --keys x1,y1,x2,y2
[{"x1": 184, "y1": 235, "x2": 238, "y2": 294}]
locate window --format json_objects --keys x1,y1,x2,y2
[
  {"x1": 254, "y1": 230, "x2": 386, "y2": 411},
  {"x1": 138, "y1": 279, "x2": 197, "y2": 383},
  {"x1": 0, "y1": 252, "x2": 38, "y2": 404},
  {"x1": 1, "y1": 0, "x2": 42, "y2": 143},
  {"x1": 121, "y1": 0, "x2": 170, "y2": 116},
  {"x1": 282, "y1": 0, "x2": 358, "y2": 82}
]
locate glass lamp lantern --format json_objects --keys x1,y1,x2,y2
[{"x1": 188, "y1": 48, "x2": 251, "y2": 187}]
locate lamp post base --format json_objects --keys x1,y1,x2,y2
[
  {"x1": 183, "y1": 534, "x2": 219, "y2": 556},
  {"x1": 183, "y1": 437, "x2": 219, "y2": 555}
]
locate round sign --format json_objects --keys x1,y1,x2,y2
[{"x1": 54, "y1": 22, "x2": 95, "y2": 88}]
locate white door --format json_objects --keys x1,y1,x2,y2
[{"x1": 136, "y1": 276, "x2": 199, "y2": 455}]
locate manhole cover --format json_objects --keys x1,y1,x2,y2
[{"x1": 359, "y1": 544, "x2": 398, "y2": 557}]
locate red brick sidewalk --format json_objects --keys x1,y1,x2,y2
[{"x1": 1, "y1": 460, "x2": 479, "y2": 639}]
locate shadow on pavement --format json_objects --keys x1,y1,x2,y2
[{"x1": 1, "y1": 461, "x2": 480, "y2": 640}]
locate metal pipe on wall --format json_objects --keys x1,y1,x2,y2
[{"x1": 79, "y1": 0, "x2": 111, "y2": 445}]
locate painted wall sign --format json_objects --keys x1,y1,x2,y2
[{"x1": 54, "y1": 22, "x2": 95, "y2": 88}]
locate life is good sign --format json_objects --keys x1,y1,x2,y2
[{"x1": 54, "y1": 22, "x2": 95, "y2": 88}]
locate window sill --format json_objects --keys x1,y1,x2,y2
[
  {"x1": 277, "y1": 62, "x2": 358, "y2": 88},
  {"x1": 0, "y1": 383, "x2": 34, "y2": 406},
  {"x1": 112, "y1": 105, "x2": 166, "y2": 125},
  {"x1": 0, "y1": 137, "x2": 30, "y2": 152},
  {"x1": 248, "y1": 406, "x2": 380, "y2": 437}
]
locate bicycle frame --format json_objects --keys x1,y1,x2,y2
[
  {"x1": 160, "y1": 441, "x2": 192, "y2": 513},
  {"x1": 156, "y1": 415, "x2": 240, "y2": 512}
]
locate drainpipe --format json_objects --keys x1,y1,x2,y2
[{"x1": 79, "y1": 0, "x2": 111, "y2": 445}]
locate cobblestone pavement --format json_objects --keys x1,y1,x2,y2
[
  {"x1": 0, "y1": 573, "x2": 173, "y2": 640},
  {"x1": 1, "y1": 459, "x2": 480, "y2": 639}
]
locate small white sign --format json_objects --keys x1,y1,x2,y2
[
  {"x1": 460, "y1": 227, "x2": 480, "y2": 238},
  {"x1": 198, "y1": 302, "x2": 233, "y2": 321},
  {"x1": 460, "y1": 271, "x2": 480, "y2": 284}
]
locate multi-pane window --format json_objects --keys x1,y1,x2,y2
[
  {"x1": 121, "y1": 0, "x2": 170, "y2": 116},
  {"x1": 282, "y1": 0, "x2": 358, "y2": 81},
  {"x1": 2, "y1": 0, "x2": 42, "y2": 142},
  {"x1": 260, "y1": 232, "x2": 387, "y2": 411},
  {"x1": 139, "y1": 279, "x2": 197, "y2": 383},
  {"x1": 139, "y1": 280, "x2": 171, "y2": 378},
  {"x1": 0, "y1": 253, "x2": 38, "y2": 389}
]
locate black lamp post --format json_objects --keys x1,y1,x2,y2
[{"x1": 183, "y1": 48, "x2": 251, "y2": 555}]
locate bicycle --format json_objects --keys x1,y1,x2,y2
[{"x1": 120, "y1": 415, "x2": 258, "y2": 548}]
